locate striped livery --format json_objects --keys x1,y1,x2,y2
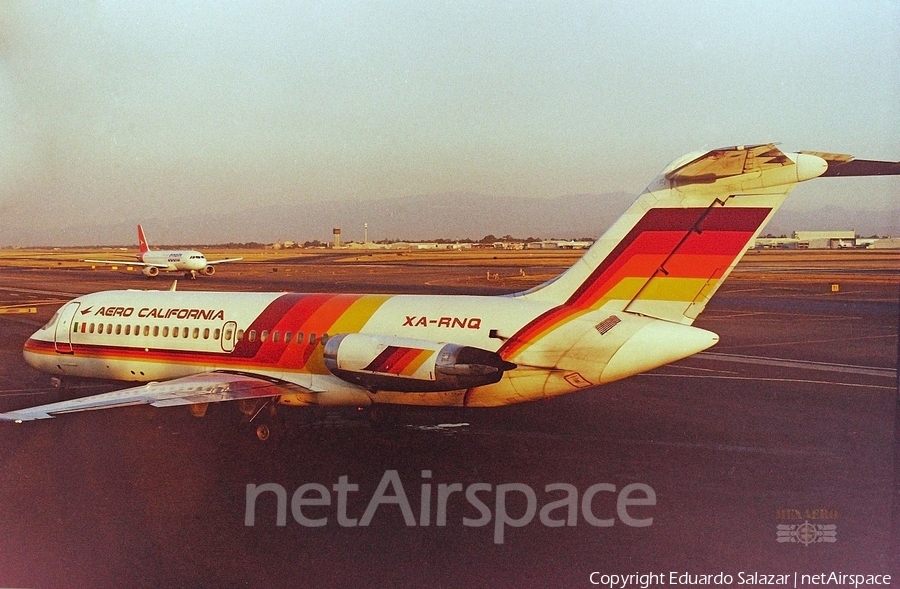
[{"x1": 6, "y1": 144, "x2": 897, "y2": 425}]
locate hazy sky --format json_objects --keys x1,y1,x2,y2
[{"x1": 1, "y1": 1, "x2": 897, "y2": 244}]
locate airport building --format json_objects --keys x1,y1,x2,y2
[
  {"x1": 754, "y1": 230, "x2": 860, "y2": 249},
  {"x1": 793, "y1": 230, "x2": 857, "y2": 249}
]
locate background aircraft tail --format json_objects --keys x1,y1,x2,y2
[
  {"x1": 519, "y1": 144, "x2": 897, "y2": 327},
  {"x1": 137, "y1": 225, "x2": 151, "y2": 254}
]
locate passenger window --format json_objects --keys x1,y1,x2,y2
[
  {"x1": 115, "y1": 324, "x2": 122, "y2": 335},
  {"x1": 182, "y1": 327, "x2": 188, "y2": 338},
  {"x1": 162, "y1": 326, "x2": 169, "y2": 337},
  {"x1": 203, "y1": 328, "x2": 210, "y2": 339},
  {"x1": 173, "y1": 327, "x2": 179, "y2": 338},
  {"x1": 236, "y1": 329, "x2": 244, "y2": 342},
  {"x1": 134, "y1": 325, "x2": 140, "y2": 336},
  {"x1": 73, "y1": 322, "x2": 79, "y2": 332},
  {"x1": 284, "y1": 331, "x2": 292, "y2": 343},
  {"x1": 106, "y1": 324, "x2": 113, "y2": 335},
  {"x1": 309, "y1": 333, "x2": 316, "y2": 345},
  {"x1": 261, "y1": 330, "x2": 269, "y2": 342},
  {"x1": 124, "y1": 325, "x2": 131, "y2": 336},
  {"x1": 97, "y1": 323, "x2": 103, "y2": 333},
  {"x1": 144, "y1": 326, "x2": 150, "y2": 336},
  {"x1": 297, "y1": 332, "x2": 303, "y2": 344},
  {"x1": 248, "y1": 330, "x2": 257, "y2": 342},
  {"x1": 192, "y1": 328, "x2": 199, "y2": 339},
  {"x1": 89, "y1": 323, "x2": 95, "y2": 334},
  {"x1": 153, "y1": 326, "x2": 160, "y2": 337},
  {"x1": 272, "y1": 331, "x2": 280, "y2": 343},
  {"x1": 214, "y1": 328, "x2": 221, "y2": 340},
  {"x1": 321, "y1": 333, "x2": 329, "y2": 345}
]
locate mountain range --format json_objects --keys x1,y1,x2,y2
[{"x1": 2, "y1": 192, "x2": 897, "y2": 247}]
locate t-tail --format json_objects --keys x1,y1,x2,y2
[
  {"x1": 518, "y1": 144, "x2": 900, "y2": 323},
  {"x1": 463, "y1": 144, "x2": 898, "y2": 405}
]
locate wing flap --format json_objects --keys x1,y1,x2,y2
[{"x1": 1, "y1": 372, "x2": 310, "y2": 422}]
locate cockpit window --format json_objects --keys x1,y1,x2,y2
[{"x1": 42, "y1": 309, "x2": 62, "y2": 331}]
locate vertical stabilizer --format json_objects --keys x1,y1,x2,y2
[
  {"x1": 518, "y1": 145, "x2": 829, "y2": 328},
  {"x1": 137, "y1": 225, "x2": 151, "y2": 255}
]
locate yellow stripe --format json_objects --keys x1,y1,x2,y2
[
  {"x1": 304, "y1": 295, "x2": 392, "y2": 375},
  {"x1": 633, "y1": 277, "x2": 720, "y2": 302},
  {"x1": 401, "y1": 349, "x2": 433, "y2": 376},
  {"x1": 329, "y1": 295, "x2": 392, "y2": 332},
  {"x1": 601, "y1": 277, "x2": 717, "y2": 303}
]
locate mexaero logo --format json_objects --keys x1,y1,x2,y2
[{"x1": 91, "y1": 306, "x2": 225, "y2": 321}]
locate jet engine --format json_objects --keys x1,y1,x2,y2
[
  {"x1": 202, "y1": 265, "x2": 215, "y2": 276},
  {"x1": 323, "y1": 333, "x2": 515, "y2": 392},
  {"x1": 142, "y1": 266, "x2": 160, "y2": 277}
]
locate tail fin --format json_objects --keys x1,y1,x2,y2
[
  {"x1": 520, "y1": 144, "x2": 897, "y2": 325},
  {"x1": 137, "y1": 225, "x2": 151, "y2": 255}
]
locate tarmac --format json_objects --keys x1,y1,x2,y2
[{"x1": 0, "y1": 250, "x2": 897, "y2": 588}]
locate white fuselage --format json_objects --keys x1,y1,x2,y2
[
  {"x1": 140, "y1": 249, "x2": 209, "y2": 273},
  {"x1": 23, "y1": 289, "x2": 718, "y2": 408}
]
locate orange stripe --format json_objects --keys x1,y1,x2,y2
[{"x1": 401, "y1": 349, "x2": 434, "y2": 376}]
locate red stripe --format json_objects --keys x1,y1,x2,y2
[
  {"x1": 566, "y1": 207, "x2": 769, "y2": 307},
  {"x1": 385, "y1": 347, "x2": 426, "y2": 375},
  {"x1": 365, "y1": 346, "x2": 406, "y2": 373},
  {"x1": 499, "y1": 206, "x2": 771, "y2": 359}
]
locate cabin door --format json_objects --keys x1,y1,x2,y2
[
  {"x1": 54, "y1": 302, "x2": 81, "y2": 354},
  {"x1": 221, "y1": 321, "x2": 237, "y2": 352}
]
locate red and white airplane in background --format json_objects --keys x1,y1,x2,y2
[
  {"x1": 5, "y1": 145, "x2": 898, "y2": 439},
  {"x1": 85, "y1": 225, "x2": 243, "y2": 279}
]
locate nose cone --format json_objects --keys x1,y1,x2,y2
[
  {"x1": 600, "y1": 320, "x2": 718, "y2": 383},
  {"x1": 22, "y1": 337, "x2": 47, "y2": 371}
]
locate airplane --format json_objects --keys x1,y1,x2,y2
[
  {"x1": 4, "y1": 144, "x2": 898, "y2": 440},
  {"x1": 85, "y1": 225, "x2": 243, "y2": 279}
]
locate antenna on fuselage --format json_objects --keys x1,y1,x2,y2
[{"x1": 169, "y1": 280, "x2": 177, "y2": 292}]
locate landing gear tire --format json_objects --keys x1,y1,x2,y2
[
  {"x1": 255, "y1": 423, "x2": 272, "y2": 441},
  {"x1": 253, "y1": 419, "x2": 284, "y2": 443}
]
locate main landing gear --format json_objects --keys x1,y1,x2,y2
[{"x1": 238, "y1": 398, "x2": 284, "y2": 442}]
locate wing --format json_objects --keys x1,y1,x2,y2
[
  {"x1": 84, "y1": 259, "x2": 170, "y2": 269},
  {"x1": 205, "y1": 257, "x2": 244, "y2": 265},
  {"x1": 0, "y1": 371, "x2": 309, "y2": 422}
]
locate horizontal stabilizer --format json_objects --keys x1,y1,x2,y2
[
  {"x1": 799, "y1": 151, "x2": 900, "y2": 177},
  {"x1": 665, "y1": 144, "x2": 793, "y2": 186}
]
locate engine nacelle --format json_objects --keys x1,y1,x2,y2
[
  {"x1": 202, "y1": 265, "x2": 216, "y2": 276},
  {"x1": 142, "y1": 266, "x2": 160, "y2": 277},
  {"x1": 323, "y1": 333, "x2": 515, "y2": 392}
]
